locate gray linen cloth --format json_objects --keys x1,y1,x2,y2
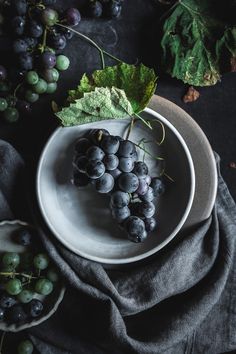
[{"x1": 0, "y1": 139, "x2": 236, "y2": 354}]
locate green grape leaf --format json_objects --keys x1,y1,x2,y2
[
  {"x1": 161, "y1": 0, "x2": 236, "y2": 86},
  {"x1": 67, "y1": 63, "x2": 157, "y2": 113},
  {"x1": 56, "y1": 86, "x2": 134, "y2": 127}
]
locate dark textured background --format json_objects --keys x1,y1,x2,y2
[{"x1": 0, "y1": 0, "x2": 236, "y2": 204}]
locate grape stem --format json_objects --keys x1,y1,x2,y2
[
  {"x1": 13, "y1": 83, "x2": 23, "y2": 100},
  {"x1": 56, "y1": 23, "x2": 123, "y2": 69},
  {"x1": 0, "y1": 272, "x2": 38, "y2": 279},
  {"x1": 0, "y1": 331, "x2": 6, "y2": 354},
  {"x1": 133, "y1": 142, "x2": 164, "y2": 161}
]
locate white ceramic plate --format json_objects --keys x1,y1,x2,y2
[{"x1": 36, "y1": 108, "x2": 195, "y2": 264}]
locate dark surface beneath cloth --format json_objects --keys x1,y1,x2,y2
[{"x1": 0, "y1": 0, "x2": 235, "y2": 201}]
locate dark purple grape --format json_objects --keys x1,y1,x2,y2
[
  {"x1": 109, "y1": 168, "x2": 122, "y2": 179},
  {"x1": 0, "y1": 293, "x2": 17, "y2": 308},
  {"x1": 139, "y1": 201, "x2": 155, "y2": 218},
  {"x1": 74, "y1": 137, "x2": 91, "y2": 154},
  {"x1": 28, "y1": 20, "x2": 43, "y2": 38},
  {"x1": 61, "y1": 28, "x2": 74, "y2": 40},
  {"x1": 110, "y1": 190, "x2": 130, "y2": 208},
  {"x1": 65, "y1": 8, "x2": 81, "y2": 26},
  {"x1": 72, "y1": 171, "x2": 90, "y2": 187},
  {"x1": 87, "y1": 146, "x2": 105, "y2": 161},
  {"x1": 0, "y1": 65, "x2": 7, "y2": 81},
  {"x1": 9, "y1": 68, "x2": 26, "y2": 83},
  {"x1": 150, "y1": 177, "x2": 165, "y2": 196},
  {"x1": 125, "y1": 216, "x2": 147, "y2": 243},
  {"x1": 144, "y1": 217, "x2": 157, "y2": 233},
  {"x1": 7, "y1": 304, "x2": 27, "y2": 323},
  {"x1": 101, "y1": 135, "x2": 120, "y2": 154},
  {"x1": 88, "y1": 1, "x2": 103, "y2": 18},
  {"x1": 111, "y1": 206, "x2": 130, "y2": 223},
  {"x1": 11, "y1": 16, "x2": 25, "y2": 36},
  {"x1": 11, "y1": 0, "x2": 27, "y2": 16},
  {"x1": 88, "y1": 129, "x2": 110, "y2": 145},
  {"x1": 26, "y1": 299, "x2": 43, "y2": 318},
  {"x1": 48, "y1": 33, "x2": 66, "y2": 51},
  {"x1": 106, "y1": 2, "x2": 122, "y2": 18},
  {"x1": 16, "y1": 100, "x2": 31, "y2": 115},
  {"x1": 13, "y1": 39, "x2": 28, "y2": 53},
  {"x1": 140, "y1": 187, "x2": 155, "y2": 202},
  {"x1": 118, "y1": 173, "x2": 139, "y2": 193},
  {"x1": 136, "y1": 178, "x2": 149, "y2": 196},
  {"x1": 119, "y1": 157, "x2": 134, "y2": 173},
  {"x1": 132, "y1": 161, "x2": 148, "y2": 177},
  {"x1": 118, "y1": 140, "x2": 136, "y2": 157},
  {"x1": 23, "y1": 36, "x2": 38, "y2": 48},
  {"x1": 18, "y1": 53, "x2": 33, "y2": 70},
  {"x1": 40, "y1": 51, "x2": 56, "y2": 69},
  {"x1": 103, "y1": 154, "x2": 119, "y2": 171},
  {"x1": 14, "y1": 228, "x2": 32, "y2": 245},
  {"x1": 86, "y1": 160, "x2": 105, "y2": 179},
  {"x1": 95, "y1": 173, "x2": 114, "y2": 193}
]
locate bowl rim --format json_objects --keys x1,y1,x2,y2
[
  {"x1": 36, "y1": 107, "x2": 196, "y2": 264},
  {"x1": 0, "y1": 219, "x2": 65, "y2": 332}
]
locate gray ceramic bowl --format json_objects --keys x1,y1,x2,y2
[
  {"x1": 36, "y1": 107, "x2": 195, "y2": 264},
  {"x1": 0, "y1": 220, "x2": 65, "y2": 332}
]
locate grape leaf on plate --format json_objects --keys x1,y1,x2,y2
[
  {"x1": 67, "y1": 63, "x2": 157, "y2": 114},
  {"x1": 56, "y1": 87, "x2": 134, "y2": 127}
]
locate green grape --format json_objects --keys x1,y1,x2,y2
[
  {"x1": 47, "y1": 268, "x2": 59, "y2": 282},
  {"x1": 25, "y1": 90, "x2": 39, "y2": 103},
  {"x1": 35, "y1": 278, "x2": 53, "y2": 295},
  {"x1": 32, "y1": 79, "x2": 47, "y2": 94},
  {"x1": 18, "y1": 340, "x2": 34, "y2": 354},
  {"x1": 41, "y1": 68, "x2": 59, "y2": 83},
  {"x1": 33, "y1": 253, "x2": 49, "y2": 270},
  {"x1": 17, "y1": 289, "x2": 34, "y2": 303},
  {"x1": 56, "y1": 55, "x2": 70, "y2": 71},
  {"x1": 41, "y1": 8, "x2": 59, "y2": 27},
  {"x1": 2, "y1": 252, "x2": 20, "y2": 268},
  {"x1": 3, "y1": 107, "x2": 19, "y2": 123},
  {"x1": 25, "y1": 71, "x2": 39, "y2": 85},
  {"x1": 0, "y1": 97, "x2": 7, "y2": 111},
  {"x1": 46, "y1": 82, "x2": 57, "y2": 94},
  {"x1": 5, "y1": 278, "x2": 22, "y2": 295}
]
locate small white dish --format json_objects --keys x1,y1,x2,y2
[
  {"x1": 36, "y1": 108, "x2": 195, "y2": 264},
  {"x1": 0, "y1": 220, "x2": 65, "y2": 332}
]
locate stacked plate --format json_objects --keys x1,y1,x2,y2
[{"x1": 36, "y1": 96, "x2": 217, "y2": 265}]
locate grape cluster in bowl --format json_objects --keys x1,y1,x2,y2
[
  {"x1": 72, "y1": 129, "x2": 165, "y2": 243},
  {"x1": 0, "y1": 226, "x2": 61, "y2": 326}
]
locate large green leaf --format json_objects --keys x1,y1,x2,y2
[
  {"x1": 67, "y1": 63, "x2": 157, "y2": 113},
  {"x1": 56, "y1": 86, "x2": 134, "y2": 127},
  {"x1": 161, "y1": 1, "x2": 222, "y2": 86}
]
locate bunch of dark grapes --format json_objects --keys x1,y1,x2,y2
[
  {"x1": 0, "y1": 227, "x2": 60, "y2": 326},
  {"x1": 87, "y1": 0, "x2": 124, "y2": 19},
  {"x1": 72, "y1": 129, "x2": 166, "y2": 243},
  {"x1": 0, "y1": 0, "x2": 81, "y2": 122}
]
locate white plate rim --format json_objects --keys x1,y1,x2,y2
[{"x1": 36, "y1": 107, "x2": 196, "y2": 264}]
